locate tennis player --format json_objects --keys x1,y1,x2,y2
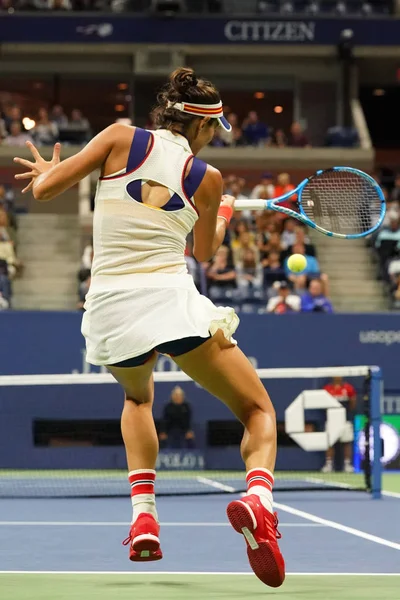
[{"x1": 14, "y1": 68, "x2": 285, "y2": 588}]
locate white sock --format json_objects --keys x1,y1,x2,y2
[
  {"x1": 246, "y1": 468, "x2": 274, "y2": 515},
  {"x1": 128, "y1": 469, "x2": 158, "y2": 524},
  {"x1": 248, "y1": 485, "x2": 274, "y2": 514},
  {"x1": 131, "y1": 493, "x2": 158, "y2": 524}
]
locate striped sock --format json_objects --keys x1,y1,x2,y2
[
  {"x1": 128, "y1": 469, "x2": 158, "y2": 523},
  {"x1": 246, "y1": 468, "x2": 274, "y2": 514}
]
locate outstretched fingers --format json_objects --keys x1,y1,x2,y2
[{"x1": 52, "y1": 142, "x2": 61, "y2": 164}]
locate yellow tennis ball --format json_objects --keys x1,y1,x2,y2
[{"x1": 287, "y1": 253, "x2": 307, "y2": 273}]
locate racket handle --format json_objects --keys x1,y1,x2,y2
[{"x1": 234, "y1": 199, "x2": 268, "y2": 211}]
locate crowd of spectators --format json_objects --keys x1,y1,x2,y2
[
  {"x1": 373, "y1": 171, "x2": 400, "y2": 309},
  {"x1": 202, "y1": 114, "x2": 313, "y2": 148},
  {"x1": 0, "y1": 103, "x2": 91, "y2": 148},
  {"x1": 0, "y1": 0, "x2": 393, "y2": 16},
  {"x1": 77, "y1": 171, "x2": 333, "y2": 314},
  {"x1": 0, "y1": 184, "x2": 22, "y2": 310}
]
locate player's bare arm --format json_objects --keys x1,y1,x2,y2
[
  {"x1": 193, "y1": 166, "x2": 235, "y2": 261},
  {"x1": 13, "y1": 123, "x2": 128, "y2": 201}
]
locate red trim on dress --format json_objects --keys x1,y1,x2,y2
[
  {"x1": 99, "y1": 132, "x2": 155, "y2": 181},
  {"x1": 181, "y1": 154, "x2": 200, "y2": 216}
]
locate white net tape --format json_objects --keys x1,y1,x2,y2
[{"x1": 0, "y1": 366, "x2": 373, "y2": 387}]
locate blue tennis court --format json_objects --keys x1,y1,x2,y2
[{"x1": 1, "y1": 489, "x2": 399, "y2": 600}]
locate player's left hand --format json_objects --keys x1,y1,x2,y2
[{"x1": 14, "y1": 141, "x2": 61, "y2": 194}]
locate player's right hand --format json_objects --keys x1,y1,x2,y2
[{"x1": 220, "y1": 194, "x2": 236, "y2": 209}]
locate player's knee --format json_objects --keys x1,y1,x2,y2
[
  {"x1": 243, "y1": 398, "x2": 276, "y2": 426},
  {"x1": 125, "y1": 394, "x2": 151, "y2": 405}
]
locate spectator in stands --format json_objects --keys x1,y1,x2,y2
[
  {"x1": 0, "y1": 272, "x2": 10, "y2": 310},
  {"x1": 0, "y1": 184, "x2": 17, "y2": 231},
  {"x1": 232, "y1": 229, "x2": 260, "y2": 265},
  {"x1": 209, "y1": 127, "x2": 227, "y2": 147},
  {"x1": 159, "y1": 386, "x2": 195, "y2": 449},
  {"x1": 375, "y1": 216, "x2": 400, "y2": 270},
  {"x1": 0, "y1": 117, "x2": 6, "y2": 140},
  {"x1": 32, "y1": 108, "x2": 58, "y2": 146},
  {"x1": 266, "y1": 281, "x2": 300, "y2": 314},
  {"x1": 274, "y1": 173, "x2": 296, "y2": 200},
  {"x1": 250, "y1": 172, "x2": 275, "y2": 200},
  {"x1": 281, "y1": 218, "x2": 297, "y2": 247},
  {"x1": 51, "y1": 104, "x2": 69, "y2": 128},
  {"x1": 77, "y1": 275, "x2": 90, "y2": 311},
  {"x1": 273, "y1": 172, "x2": 297, "y2": 216},
  {"x1": 262, "y1": 250, "x2": 286, "y2": 288},
  {"x1": 291, "y1": 273, "x2": 308, "y2": 295},
  {"x1": 220, "y1": 113, "x2": 245, "y2": 146},
  {"x1": 392, "y1": 274, "x2": 400, "y2": 308},
  {"x1": 287, "y1": 225, "x2": 315, "y2": 257},
  {"x1": 288, "y1": 121, "x2": 310, "y2": 148},
  {"x1": 48, "y1": 0, "x2": 72, "y2": 10},
  {"x1": 230, "y1": 180, "x2": 249, "y2": 203},
  {"x1": 301, "y1": 279, "x2": 333, "y2": 313},
  {"x1": 69, "y1": 109, "x2": 91, "y2": 142},
  {"x1": 236, "y1": 248, "x2": 263, "y2": 296},
  {"x1": 207, "y1": 245, "x2": 237, "y2": 300},
  {"x1": 273, "y1": 128, "x2": 287, "y2": 148},
  {"x1": 0, "y1": 237, "x2": 18, "y2": 279},
  {"x1": 284, "y1": 242, "x2": 320, "y2": 277},
  {"x1": 322, "y1": 376, "x2": 357, "y2": 473},
  {"x1": 260, "y1": 231, "x2": 285, "y2": 266},
  {"x1": 81, "y1": 240, "x2": 93, "y2": 271},
  {"x1": 388, "y1": 251, "x2": 400, "y2": 284},
  {"x1": 242, "y1": 111, "x2": 269, "y2": 146},
  {"x1": 2, "y1": 105, "x2": 25, "y2": 134},
  {"x1": 3, "y1": 121, "x2": 33, "y2": 147},
  {"x1": 0, "y1": 207, "x2": 16, "y2": 247},
  {"x1": 391, "y1": 174, "x2": 400, "y2": 203}
]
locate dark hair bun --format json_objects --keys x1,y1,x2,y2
[{"x1": 170, "y1": 68, "x2": 198, "y2": 95}]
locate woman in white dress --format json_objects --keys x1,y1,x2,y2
[{"x1": 14, "y1": 68, "x2": 285, "y2": 588}]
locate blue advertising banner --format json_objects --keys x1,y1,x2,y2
[
  {"x1": 1, "y1": 311, "x2": 399, "y2": 389},
  {"x1": 1, "y1": 311, "x2": 398, "y2": 471},
  {"x1": 0, "y1": 15, "x2": 399, "y2": 45}
]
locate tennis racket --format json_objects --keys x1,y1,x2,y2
[{"x1": 234, "y1": 167, "x2": 386, "y2": 239}]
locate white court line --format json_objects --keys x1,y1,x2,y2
[
  {"x1": 382, "y1": 491, "x2": 400, "y2": 499},
  {"x1": 0, "y1": 521, "x2": 324, "y2": 528},
  {"x1": 0, "y1": 571, "x2": 399, "y2": 576},
  {"x1": 274, "y1": 501, "x2": 400, "y2": 551},
  {"x1": 196, "y1": 477, "x2": 235, "y2": 493}
]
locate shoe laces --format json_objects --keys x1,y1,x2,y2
[
  {"x1": 122, "y1": 534, "x2": 132, "y2": 546},
  {"x1": 274, "y1": 512, "x2": 282, "y2": 540}
]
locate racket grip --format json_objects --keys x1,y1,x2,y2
[{"x1": 234, "y1": 200, "x2": 268, "y2": 211}]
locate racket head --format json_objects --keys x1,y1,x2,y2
[{"x1": 297, "y1": 167, "x2": 386, "y2": 239}]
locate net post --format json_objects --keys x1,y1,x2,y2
[{"x1": 370, "y1": 366, "x2": 382, "y2": 499}]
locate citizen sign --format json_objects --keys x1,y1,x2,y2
[{"x1": 224, "y1": 21, "x2": 315, "y2": 43}]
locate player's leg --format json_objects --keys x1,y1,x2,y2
[
  {"x1": 174, "y1": 330, "x2": 276, "y2": 478},
  {"x1": 173, "y1": 329, "x2": 284, "y2": 587},
  {"x1": 107, "y1": 352, "x2": 162, "y2": 562}
]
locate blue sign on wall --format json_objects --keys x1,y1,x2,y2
[
  {"x1": 0, "y1": 15, "x2": 399, "y2": 45},
  {"x1": 1, "y1": 311, "x2": 399, "y2": 389}
]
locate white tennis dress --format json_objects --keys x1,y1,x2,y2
[{"x1": 82, "y1": 128, "x2": 239, "y2": 366}]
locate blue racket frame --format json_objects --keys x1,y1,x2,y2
[{"x1": 259, "y1": 167, "x2": 386, "y2": 239}]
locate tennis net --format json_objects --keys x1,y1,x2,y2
[{"x1": 0, "y1": 366, "x2": 382, "y2": 498}]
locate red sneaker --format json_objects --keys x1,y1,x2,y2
[
  {"x1": 122, "y1": 513, "x2": 163, "y2": 562},
  {"x1": 227, "y1": 494, "x2": 285, "y2": 587}
]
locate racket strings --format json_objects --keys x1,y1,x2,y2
[{"x1": 301, "y1": 170, "x2": 383, "y2": 235}]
